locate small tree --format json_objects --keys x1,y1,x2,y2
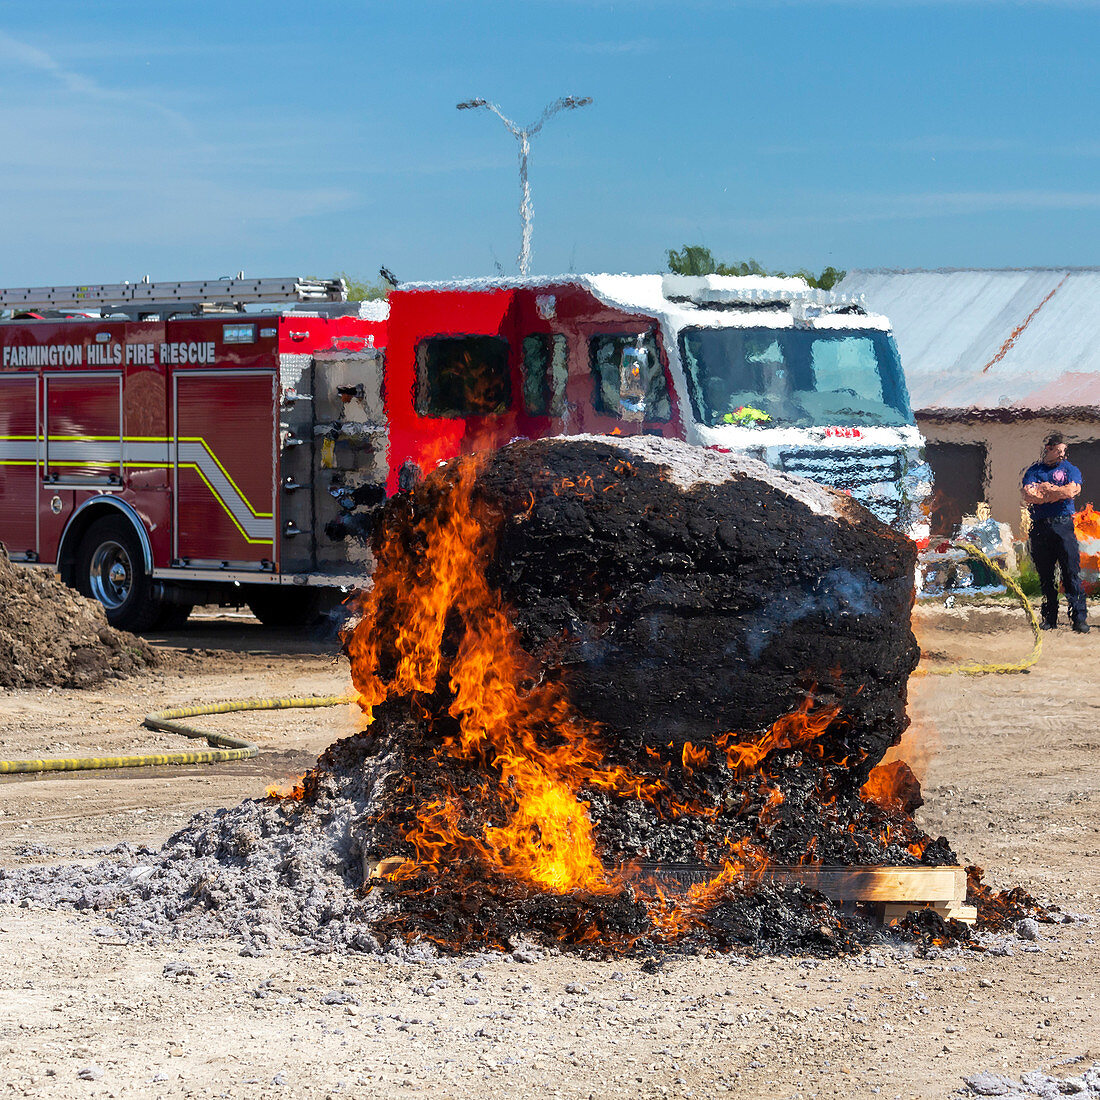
[
  {"x1": 337, "y1": 272, "x2": 389, "y2": 301},
  {"x1": 666, "y1": 245, "x2": 722, "y2": 277},
  {"x1": 666, "y1": 245, "x2": 844, "y2": 291}
]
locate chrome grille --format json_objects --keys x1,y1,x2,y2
[{"x1": 778, "y1": 448, "x2": 904, "y2": 526}]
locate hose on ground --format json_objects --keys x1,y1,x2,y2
[
  {"x1": 0, "y1": 546, "x2": 1044, "y2": 773},
  {"x1": 914, "y1": 540, "x2": 1042, "y2": 677},
  {"x1": 0, "y1": 693, "x2": 357, "y2": 775}
]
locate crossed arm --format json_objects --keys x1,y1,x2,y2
[{"x1": 1022, "y1": 480, "x2": 1081, "y2": 504}]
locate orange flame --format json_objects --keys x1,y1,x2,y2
[
  {"x1": 861, "y1": 763, "x2": 901, "y2": 807},
  {"x1": 265, "y1": 774, "x2": 308, "y2": 800},
  {"x1": 342, "y1": 455, "x2": 873, "y2": 943},
  {"x1": 346, "y1": 457, "x2": 657, "y2": 895},
  {"x1": 681, "y1": 741, "x2": 710, "y2": 774},
  {"x1": 1075, "y1": 503, "x2": 1100, "y2": 572},
  {"x1": 717, "y1": 696, "x2": 841, "y2": 776}
]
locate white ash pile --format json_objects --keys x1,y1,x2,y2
[
  {"x1": 961, "y1": 1061, "x2": 1100, "y2": 1098},
  {"x1": 0, "y1": 546, "x2": 156, "y2": 688},
  {"x1": 0, "y1": 763, "x2": 394, "y2": 954}
]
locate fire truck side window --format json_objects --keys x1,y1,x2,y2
[
  {"x1": 415, "y1": 336, "x2": 511, "y2": 417},
  {"x1": 589, "y1": 333, "x2": 671, "y2": 422},
  {"x1": 521, "y1": 334, "x2": 568, "y2": 417}
]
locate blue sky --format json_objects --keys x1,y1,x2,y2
[{"x1": 2, "y1": 0, "x2": 1098, "y2": 287}]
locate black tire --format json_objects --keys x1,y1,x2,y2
[
  {"x1": 246, "y1": 587, "x2": 323, "y2": 629},
  {"x1": 156, "y1": 603, "x2": 194, "y2": 630},
  {"x1": 75, "y1": 515, "x2": 163, "y2": 632}
]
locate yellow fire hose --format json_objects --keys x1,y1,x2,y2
[
  {"x1": 914, "y1": 540, "x2": 1043, "y2": 677},
  {"x1": 0, "y1": 694, "x2": 357, "y2": 775},
  {"x1": 0, "y1": 544, "x2": 1043, "y2": 775}
]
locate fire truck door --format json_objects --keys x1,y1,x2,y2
[
  {"x1": 0, "y1": 375, "x2": 39, "y2": 559},
  {"x1": 173, "y1": 371, "x2": 276, "y2": 567},
  {"x1": 41, "y1": 372, "x2": 124, "y2": 557}
]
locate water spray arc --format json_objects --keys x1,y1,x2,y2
[{"x1": 457, "y1": 96, "x2": 592, "y2": 276}]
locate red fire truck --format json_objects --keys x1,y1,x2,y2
[
  {"x1": 0, "y1": 277, "x2": 385, "y2": 629},
  {"x1": 0, "y1": 272, "x2": 928, "y2": 631}
]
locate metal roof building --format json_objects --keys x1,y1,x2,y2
[{"x1": 837, "y1": 268, "x2": 1100, "y2": 534}]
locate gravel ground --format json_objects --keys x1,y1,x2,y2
[{"x1": 0, "y1": 602, "x2": 1097, "y2": 1098}]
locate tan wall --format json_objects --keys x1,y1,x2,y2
[{"x1": 918, "y1": 416, "x2": 1100, "y2": 539}]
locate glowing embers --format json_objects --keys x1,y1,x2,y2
[{"x1": 641, "y1": 839, "x2": 768, "y2": 941}]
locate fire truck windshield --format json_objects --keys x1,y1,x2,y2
[{"x1": 679, "y1": 327, "x2": 913, "y2": 429}]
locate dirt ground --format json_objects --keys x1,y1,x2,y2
[{"x1": 1, "y1": 601, "x2": 1098, "y2": 1099}]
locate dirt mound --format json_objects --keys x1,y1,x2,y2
[{"x1": 0, "y1": 547, "x2": 156, "y2": 688}]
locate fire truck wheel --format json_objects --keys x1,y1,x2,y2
[
  {"x1": 156, "y1": 603, "x2": 193, "y2": 630},
  {"x1": 246, "y1": 588, "x2": 322, "y2": 629},
  {"x1": 75, "y1": 516, "x2": 163, "y2": 632}
]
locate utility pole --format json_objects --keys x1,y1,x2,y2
[{"x1": 457, "y1": 96, "x2": 592, "y2": 276}]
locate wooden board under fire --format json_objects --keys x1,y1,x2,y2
[{"x1": 365, "y1": 856, "x2": 978, "y2": 925}]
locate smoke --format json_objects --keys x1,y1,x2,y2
[
  {"x1": 883, "y1": 710, "x2": 941, "y2": 783},
  {"x1": 736, "y1": 567, "x2": 884, "y2": 662}
]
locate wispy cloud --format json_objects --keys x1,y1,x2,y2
[
  {"x1": 0, "y1": 31, "x2": 194, "y2": 134},
  {"x1": 0, "y1": 32, "x2": 364, "y2": 251},
  {"x1": 0, "y1": 33, "x2": 104, "y2": 97}
]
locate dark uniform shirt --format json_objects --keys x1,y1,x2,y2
[{"x1": 1022, "y1": 459, "x2": 1081, "y2": 520}]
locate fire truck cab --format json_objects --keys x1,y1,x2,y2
[{"x1": 382, "y1": 274, "x2": 931, "y2": 531}]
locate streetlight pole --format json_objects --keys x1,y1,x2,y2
[{"x1": 457, "y1": 96, "x2": 592, "y2": 276}]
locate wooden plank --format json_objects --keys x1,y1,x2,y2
[
  {"x1": 763, "y1": 865, "x2": 966, "y2": 904},
  {"x1": 361, "y1": 858, "x2": 969, "y2": 910}
]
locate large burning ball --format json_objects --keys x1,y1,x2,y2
[
  {"x1": 324, "y1": 437, "x2": 942, "y2": 951},
  {"x1": 486, "y1": 437, "x2": 919, "y2": 782},
  {"x1": 354, "y1": 436, "x2": 919, "y2": 787}
]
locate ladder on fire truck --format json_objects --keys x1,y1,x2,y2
[{"x1": 0, "y1": 275, "x2": 347, "y2": 317}]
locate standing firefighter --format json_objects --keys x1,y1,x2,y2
[{"x1": 1021, "y1": 433, "x2": 1089, "y2": 633}]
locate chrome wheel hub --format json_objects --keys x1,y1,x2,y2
[{"x1": 89, "y1": 541, "x2": 133, "y2": 610}]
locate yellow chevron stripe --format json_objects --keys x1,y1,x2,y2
[
  {"x1": 5, "y1": 435, "x2": 271, "y2": 519},
  {"x1": 178, "y1": 463, "x2": 273, "y2": 545},
  {"x1": 176, "y1": 436, "x2": 273, "y2": 519},
  {"x1": 49, "y1": 433, "x2": 272, "y2": 519},
  {"x1": 0, "y1": 432, "x2": 275, "y2": 541}
]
